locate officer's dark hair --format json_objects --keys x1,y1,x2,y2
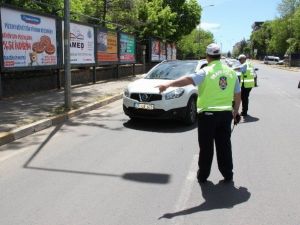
[{"x1": 207, "y1": 54, "x2": 221, "y2": 60}]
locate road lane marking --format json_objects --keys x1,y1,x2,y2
[{"x1": 171, "y1": 154, "x2": 198, "y2": 225}]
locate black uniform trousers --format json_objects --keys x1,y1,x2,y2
[
  {"x1": 241, "y1": 86, "x2": 252, "y2": 115},
  {"x1": 197, "y1": 111, "x2": 233, "y2": 181}
]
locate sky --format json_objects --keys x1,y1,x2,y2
[{"x1": 198, "y1": 0, "x2": 282, "y2": 53}]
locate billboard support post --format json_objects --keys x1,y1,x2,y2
[
  {"x1": 93, "y1": 66, "x2": 96, "y2": 84},
  {"x1": 56, "y1": 69, "x2": 61, "y2": 89},
  {"x1": 0, "y1": 73, "x2": 3, "y2": 99},
  {"x1": 116, "y1": 64, "x2": 119, "y2": 79},
  {"x1": 132, "y1": 63, "x2": 135, "y2": 76},
  {"x1": 64, "y1": 0, "x2": 72, "y2": 110}
]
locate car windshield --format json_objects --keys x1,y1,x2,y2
[{"x1": 145, "y1": 61, "x2": 198, "y2": 80}]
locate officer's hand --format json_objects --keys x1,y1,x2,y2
[
  {"x1": 156, "y1": 84, "x2": 168, "y2": 93},
  {"x1": 233, "y1": 112, "x2": 241, "y2": 125}
]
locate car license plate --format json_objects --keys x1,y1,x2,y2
[{"x1": 134, "y1": 103, "x2": 154, "y2": 110}]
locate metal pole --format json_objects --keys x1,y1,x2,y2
[
  {"x1": 56, "y1": 69, "x2": 61, "y2": 89},
  {"x1": 64, "y1": 0, "x2": 72, "y2": 109},
  {"x1": 93, "y1": 66, "x2": 96, "y2": 84},
  {"x1": 0, "y1": 73, "x2": 3, "y2": 99}
]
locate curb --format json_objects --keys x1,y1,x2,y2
[{"x1": 0, "y1": 93, "x2": 123, "y2": 146}]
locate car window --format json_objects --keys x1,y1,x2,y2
[{"x1": 145, "y1": 62, "x2": 198, "y2": 80}]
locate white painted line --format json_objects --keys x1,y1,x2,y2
[{"x1": 171, "y1": 154, "x2": 198, "y2": 225}]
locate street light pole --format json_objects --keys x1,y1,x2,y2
[{"x1": 64, "y1": 0, "x2": 72, "y2": 110}]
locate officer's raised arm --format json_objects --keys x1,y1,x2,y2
[{"x1": 156, "y1": 76, "x2": 195, "y2": 93}]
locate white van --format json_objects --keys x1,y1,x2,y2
[{"x1": 264, "y1": 56, "x2": 284, "y2": 65}]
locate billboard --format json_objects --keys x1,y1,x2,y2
[
  {"x1": 119, "y1": 33, "x2": 135, "y2": 63},
  {"x1": 62, "y1": 21, "x2": 95, "y2": 65},
  {"x1": 96, "y1": 29, "x2": 118, "y2": 64},
  {"x1": 160, "y1": 42, "x2": 166, "y2": 61},
  {"x1": 151, "y1": 39, "x2": 160, "y2": 62},
  {"x1": 172, "y1": 43, "x2": 177, "y2": 60},
  {"x1": 0, "y1": 7, "x2": 57, "y2": 69},
  {"x1": 167, "y1": 43, "x2": 172, "y2": 60}
]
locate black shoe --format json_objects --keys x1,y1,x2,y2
[
  {"x1": 198, "y1": 177, "x2": 207, "y2": 183},
  {"x1": 197, "y1": 170, "x2": 207, "y2": 183},
  {"x1": 223, "y1": 176, "x2": 233, "y2": 183},
  {"x1": 241, "y1": 112, "x2": 248, "y2": 117}
]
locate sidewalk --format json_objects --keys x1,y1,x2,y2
[{"x1": 0, "y1": 74, "x2": 143, "y2": 146}]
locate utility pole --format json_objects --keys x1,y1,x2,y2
[
  {"x1": 64, "y1": 0, "x2": 72, "y2": 110},
  {"x1": 0, "y1": 74, "x2": 2, "y2": 99}
]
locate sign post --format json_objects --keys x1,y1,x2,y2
[
  {"x1": 64, "y1": 0, "x2": 72, "y2": 110},
  {"x1": 0, "y1": 73, "x2": 2, "y2": 99}
]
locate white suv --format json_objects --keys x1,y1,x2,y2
[
  {"x1": 264, "y1": 56, "x2": 284, "y2": 65},
  {"x1": 123, "y1": 60, "x2": 207, "y2": 125}
]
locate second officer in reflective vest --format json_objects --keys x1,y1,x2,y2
[{"x1": 237, "y1": 54, "x2": 255, "y2": 116}]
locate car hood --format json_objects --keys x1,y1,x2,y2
[{"x1": 127, "y1": 78, "x2": 190, "y2": 93}]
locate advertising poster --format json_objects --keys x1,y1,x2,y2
[
  {"x1": 151, "y1": 39, "x2": 160, "y2": 61},
  {"x1": 1, "y1": 7, "x2": 57, "y2": 69},
  {"x1": 62, "y1": 21, "x2": 95, "y2": 64},
  {"x1": 167, "y1": 43, "x2": 172, "y2": 60},
  {"x1": 96, "y1": 29, "x2": 118, "y2": 64},
  {"x1": 160, "y1": 42, "x2": 166, "y2": 61},
  {"x1": 172, "y1": 43, "x2": 177, "y2": 60},
  {"x1": 120, "y1": 33, "x2": 135, "y2": 63}
]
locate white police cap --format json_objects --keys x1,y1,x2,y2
[
  {"x1": 206, "y1": 43, "x2": 221, "y2": 56},
  {"x1": 238, "y1": 54, "x2": 246, "y2": 60}
]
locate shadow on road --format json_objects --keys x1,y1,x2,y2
[
  {"x1": 25, "y1": 165, "x2": 171, "y2": 184},
  {"x1": 159, "y1": 180, "x2": 251, "y2": 219},
  {"x1": 123, "y1": 118, "x2": 197, "y2": 133},
  {"x1": 23, "y1": 125, "x2": 170, "y2": 185}
]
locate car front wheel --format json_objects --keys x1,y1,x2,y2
[{"x1": 184, "y1": 96, "x2": 197, "y2": 125}]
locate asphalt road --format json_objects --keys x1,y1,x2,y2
[{"x1": 0, "y1": 63, "x2": 300, "y2": 225}]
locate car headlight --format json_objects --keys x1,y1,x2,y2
[
  {"x1": 165, "y1": 88, "x2": 185, "y2": 100},
  {"x1": 124, "y1": 88, "x2": 130, "y2": 97}
]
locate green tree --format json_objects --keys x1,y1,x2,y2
[
  {"x1": 268, "y1": 19, "x2": 289, "y2": 55},
  {"x1": 277, "y1": 0, "x2": 300, "y2": 17},
  {"x1": 286, "y1": 6, "x2": 300, "y2": 53},
  {"x1": 134, "y1": 0, "x2": 177, "y2": 40},
  {"x1": 177, "y1": 28, "x2": 213, "y2": 59},
  {"x1": 250, "y1": 22, "x2": 272, "y2": 58},
  {"x1": 163, "y1": 0, "x2": 201, "y2": 42}
]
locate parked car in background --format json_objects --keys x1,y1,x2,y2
[
  {"x1": 224, "y1": 58, "x2": 240, "y2": 68},
  {"x1": 123, "y1": 60, "x2": 208, "y2": 125},
  {"x1": 264, "y1": 56, "x2": 284, "y2": 65}
]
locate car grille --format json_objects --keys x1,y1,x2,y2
[{"x1": 130, "y1": 93, "x2": 162, "y2": 102}]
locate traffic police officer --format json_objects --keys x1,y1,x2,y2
[
  {"x1": 236, "y1": 54, "x2": 255, "y2": 116},
  {"x1": 156, "y1": 43, "x2": 241, "y2": 183}
]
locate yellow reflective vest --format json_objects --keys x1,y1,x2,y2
[
  {"x1": 197, "y1": 60, "x2": 237, "y2": 112},
  {"x1": 241, "y1": 61, "x2": 255, "y2": 88}
]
